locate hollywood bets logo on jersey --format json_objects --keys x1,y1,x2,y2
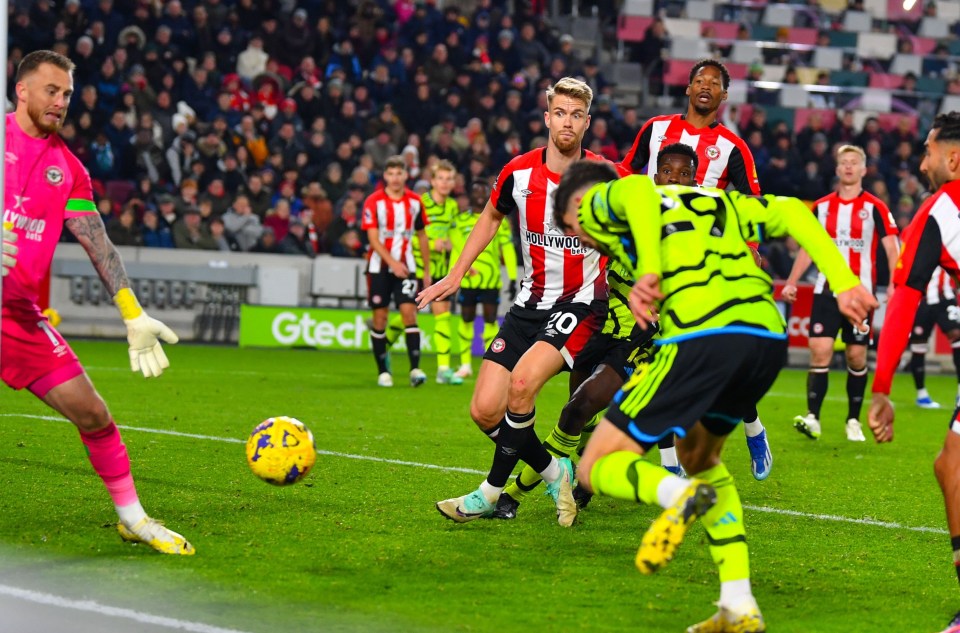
[{"x1": 4, "y1": 197, "x2": 47, "y2": 243}]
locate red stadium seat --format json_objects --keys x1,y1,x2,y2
[
  {"x1": 663, "y1": 59, "x2": 691, "y2": 87},
  {"x1": 701, "y1": 20, "x2": 740, "y2": 40},
  {"x1": 104, "y1": 180, "x2": 136, "y2": 208},
  {"x1": 868, "y1": 73, "x2": 904, "y2": 89},
  {"x1": 617, "y1": 15, "x2": 654, "y2": 43},
  {"x1": 876, "y1": 113, "x2": 918, "y2": 134},
  {"x1": 793, "y1": 108, "x2": 837, "y2": 134},
  {"x1": 787, "y1": 27, "x2": 818, "y2": 45}
]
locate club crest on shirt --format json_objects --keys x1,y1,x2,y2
[
  {"x1": 44, "y1": 166, "x2": 64, "y2": 186},
  {"x1": 704, "y1": 145, "x2": 721, "y2": 160},
  {"x1": 858, "y1": 209, "x2": 870, "y2": 220},
  {"x1": 491, "y1": 338, "x2": 506, "y2": 353}
]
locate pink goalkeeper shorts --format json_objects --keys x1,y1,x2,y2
[{"x1": 1, "y1": 302, "x2": 82, "y2": 396}]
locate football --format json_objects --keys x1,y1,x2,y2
[{"x1": 245, "y1": 416, "x2": 316, "y2": 485}]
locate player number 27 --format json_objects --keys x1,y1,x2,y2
[{"x1": 401, "y1": 279, "x2": 418, "y2": 297}]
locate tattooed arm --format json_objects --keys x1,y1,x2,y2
[{"x1": 65, "y1": 213, "x2": 131, "y2": 295}]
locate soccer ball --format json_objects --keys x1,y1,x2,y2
[{"x1": 245, "y1": 416, "x2": 316, "y2": 485}]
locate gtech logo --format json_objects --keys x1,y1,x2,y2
[{"x1": 787, "y1": 315, "x2": 809, "y2": 339}]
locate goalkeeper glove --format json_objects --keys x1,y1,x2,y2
[
  {"x1": 2, "y1": 221, "x2": 17, "y2": 277},
  {"x1": 114, "y1": 288, "x2": 179, "y2": 378}
]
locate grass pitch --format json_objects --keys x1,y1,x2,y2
[{"x1": 0, "y1": 340, "x2": 955, "y2": 632}]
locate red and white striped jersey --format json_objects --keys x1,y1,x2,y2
[
  {"x1": 361, "y1": 188, "x2": 426, "y2": 274},
  {"x1": 491, "y1": 148, "x2": 608, "y2": 310},
  {"x1": 620, "y1": 114, "x2": 760, "y2": 194},
  {"x1": 810, "y1": 190, "x2": 898, "y2": 295},
  {"x1": 924, "y1": 266, "x2": 956, "y2": 303}
]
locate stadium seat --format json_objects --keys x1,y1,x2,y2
[
  {"x1": 889, "y1": 54, "x2": 923, "y2": 76},
  {"x1": 572, "y1": 16, "x2": 599, "y2": 42},
  {"x1": 105, "y1": 179, "x2": 135, "y2": 208},
  {"x1": 763, "y1": 105, "x2": 796, "y2": 132},
  {"x1": 828, "y1": 31, "x2": 858, "y2": 47},
  {"x1": 622, "y1": 0, "x2": 654, "y2": 15},
  {"x1": 762, "y1": 3, "x2": 795, "y2": 26},
  {"x1": 616, "y1": 15, "x2": 654, "y2": 42},
  {"x1": 779, "y1": 84, "x2": 809, "y2": 108},
  {"x1": 663, "y1": 17, "x2": 702, "y2": 39},
  {"x1": 663, "y1": 59, "x2": 692, "y2": 87},
  {"x1": 669, "y1": 37, "x2": 711, "y2": 61},
  {"x1": 859, "y1": 89, "x2": 893, "y2": 113},
  {"x1": 701, "y1": 20, "x2": 739, "y2": 40},
  {"x1": 842, "y1": 10, "x2": 873, "y2": 32},
  {"x1": 949, "y1": 40, "x2": 960, "y2": 56},
  {"x1": 862, "y1": 0, "x2": 888, "y2": 20},
  {"x1": 940, "y1": 95, "x2": 960, "y2": 115},
  {"x1": 608, "y1": 61, "x2": 644, "y2": 91},
  {"x1": 731, "y1": 41, "x2": 761, "y2": 64},
  {"x1": 726, "y1": 79, "x2": 748, "y2": 105},
  {"x1": 685, "y1": 0, "x2": 715, "y2": 21},
  {"x1": 762, "y1": 64, "x2": 786, "y2": 82},
  {"x1": 877, "y1": 113, "x2": 918, "y2": 134},
  {"x1": 915, "y1": 75, "x2": 946, "y2": 95},
  {"x1": 812, "y1": 47, "x2": 844, "y2": 70},
  {"x1": 939, "y1": 1, "x2": 960, "y2": 22},
  {"x1": 919, "y1": 16, "x2": 949, "y2": 38},
  {"x1": 908, "y1": 36, "x2": 938, "y2": 56},
  {"x1": 793, "y1": 108, "x2": 838, "y2": 133},
  {"x1": 868, "y1": 73, "x2": 904, "y2": 89},
  {"x1": 829, "y1": 70, "x2": 869, "y2": 88},
  {"x1": 750, "y1": 24, "x2": 779, "y2": 41},
  {"x1": 725, "y1": 62, "x2": 748, "y2": 80},
  {"x1": 795, "y1": 67, "x2": 821, "y2": 85},
  {"x1": 788, "y1": 27, "x2": 818, "y2": 45},
  {"x1": 857, "y1": 32, "x2": 897, "y2": 59}
]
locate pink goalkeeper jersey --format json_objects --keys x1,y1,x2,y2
[{"x1": 4, "y1": 113, "x2": 97, "y2": 306}]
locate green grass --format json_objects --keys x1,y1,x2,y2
[{"x1": 0, "y1": 340, "x2": 956, "y2": 632}]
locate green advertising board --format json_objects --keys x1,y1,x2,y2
[{"x1": 239, "y1": 305, "x2": 436, "y2": 351}]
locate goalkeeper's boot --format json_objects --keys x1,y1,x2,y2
[
  {"x1": 917, "y1": 395, "x2": 942, "y2": 409},
  {"x1": 686, "y1": 597, "x2": 766, "y2": 633},
  {"x1": 636, "y1": 480, "x2": 716, "y2": 574},
  {"x1": 117, "y1": 517, "x2": 195, "y2": 555},
  {"x1": 436, "y1": 489, "x2": 495, "y2": 523},
  {"x1": 746, "y1": 429, "x2": 772, "y2": 480},
  {"x1": 436, "y1": 367, "x2": 464, "y2": 385},
  {"x1": 377, "y1": 372, "x2": 393, "y2": 387},
  {"x1": 940, "y1": 610, "x2": 960, "y2": 633},
  {"x1": 572, "y1": 483, "x2": 593, "y2": 509},
  {"x1": 544, "y1": 457, "x2": 577, "y2": 527},
  {"x1": 792, "y1": 413, "x2": 821, "y2": 440},
  {"x1": 491, "y1": 492, "x2": 520, "y2": 519},
  {"x1": 454, "y1": 364, "x2": 473, "y2": 379},
  {"x1": 409, "y1": 368, "x2": 427, "y2": 387}
]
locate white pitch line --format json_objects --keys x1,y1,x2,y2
[
  {"x1": 0, "y1": 584, "x2": 253, "y2": 633},
  {"x1": 0, "y1": 413, "x2": 946, "y2": 534}
]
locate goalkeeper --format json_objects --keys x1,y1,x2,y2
[
  {"x1": 552, "y1": 160, "x2": 875, "y2": 631},
  {"x1": 1, "y1": 50, "x2": 191, "y2": 555}
]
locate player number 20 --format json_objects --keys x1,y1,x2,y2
[{"x1": 547, "y1": 312, "x2": 578, "y2": 334}]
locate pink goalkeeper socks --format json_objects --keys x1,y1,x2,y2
[{"x1": 79, "y1": 422, "x2": 139, "y2": 507}]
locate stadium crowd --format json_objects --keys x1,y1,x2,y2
[{"x1": 1, "y1": 0, "x2": 947, "y2": 276}]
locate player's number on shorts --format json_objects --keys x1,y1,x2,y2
[
  {"x1": 547, "y1": 312, "x2": 579, "y2": 334},
  {"x1": 948, "y1": 305, "x2": 960, "y2": 323},
  {"x1": 401, "y1": 279, "x2": 418, "y2": 297},
  {"x1": 37, "y1": 320, "x2": 60, "y2": 347}
]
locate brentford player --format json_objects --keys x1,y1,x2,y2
[
  {"x1": 621, "y1": 58, "x2": 771, "y2": 481},
  {"x1": 869, "y1": 112, "x2": 960, "y2": 633},
  {"x1": 782, "y1": 144, "x2": 899, "y2": 442},
  {"x1": 417, "y1": 77, "x2": 605, "y2": 526},
  {"x1": 2, "y1": 50, "x2": 191, "y2": 554}
]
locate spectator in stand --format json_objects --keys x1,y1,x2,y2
[
  {"x1": 326, "y1": 197, "x2": 366, "y2": 258},
  {"x1": 142, "y1": 207, "x2": 174, "y2": 249},
  {"x1": 279, "y1": 219, "x2": 316, "y2": 257},
  {"x1": 173, "y1": 206, "x2": 217, "y2": 250},
  {"x1": 264, "y1": 199, "x2": 293, "y2": 243},
  {"x1": 222, "y1": 194, "x2": 263, "y2": 252},
  {"x1": 107, "y1": 203, "x2": 143, "y2": 247},
  {"x1": 630, "y1": 18, "x2": 668, "y2": 96},
  {"x1": 209, "y1": 217, "x2": 234, "y2": 251},
  {"x1": 253, "y1": 227, "x2": 281, "y2": 254},
  {"x1": 301, "y1": 183, "x2": 334, "y2": 236},
  {"x1": 236, "y1": 34, "x2": 268, "y2": 83}
]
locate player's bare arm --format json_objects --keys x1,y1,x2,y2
[
  {"x1": 881, "y1": 234, "x2": 900, "y2": 304},
  {"x1": 781, "y1": 248, "x2": 812, "y2": 303},
  {"x1": 417, "y1": 201, "x2": 504, "y2": 308},
  {"x1": 66, "y1": 213, "x2": 130, "y2": 294},
  {"x1": 416, "y1": 228, "x2": 432, "y2": 287}
]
